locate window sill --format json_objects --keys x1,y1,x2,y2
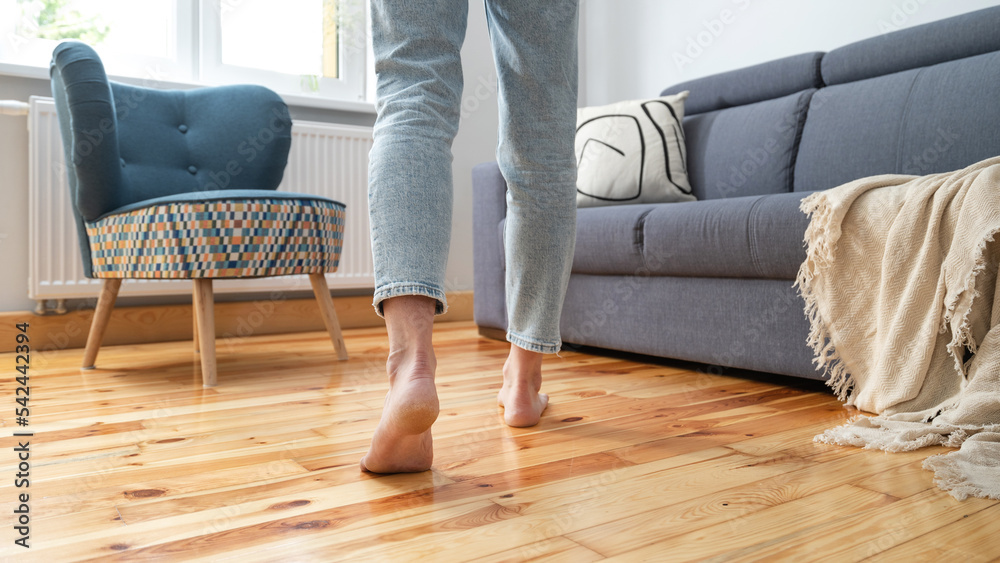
[
  {"x1": 0, "y1": 62, "x2": 376, "y2": 115},
  {"x1": 280, "y1": 92, "x2": 375, "y2": 114}
]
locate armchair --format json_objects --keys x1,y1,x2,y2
[{"x1": 50, "y1": 42, "x2": 349, "y2": 386}]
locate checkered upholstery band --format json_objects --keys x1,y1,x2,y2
[{"x1": 85, "y1": 198, "x2": 345, "y2": 279}]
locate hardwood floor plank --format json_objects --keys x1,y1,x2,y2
[
  {"x1": 0, "y1": 460, "x2": 309, "y2": 520},
  {"x1": 473, "y1": 536, "x2": 605, "y2": 563},
  {"x1": 867, "y1": 503, "x2": 1000, "y2": 562},
  {"x1": 852, "y1": 457, "x2": 951, "y2": 499},
  {"x1": 600, "y1": 485, "x2": 896, "y2": 561},
  {"x1": 562, "y1": 449, "x2": 914, "y2": 558},
  {"x1": 177, "y1": 499, "x2": 514, "y2": 563},
  {"x1": 726, "y1": 487, "x2": 995, "y2": 561}
]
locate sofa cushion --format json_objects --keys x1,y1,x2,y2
[
  {"x1": 684, "y1": 89, "x2": 814, "y2": 200},
  {"x1": 571, "y1": 204, "x2": 660, "y2": 275},
  {"x1": 795, "y1": 50, "x2": 1000, "y2": 192},
  {"x1": 662, "y1": 52, "x2": 823, "y2": 115},
  {"x1": 567, "y1": 191, "x2": 812, "y2": 280},
  {"x1": 821, "y1": 5, "x2": 1000, "y2": 86},
  {"x1": 559, "y1": 275, "x2": 819, "y2": 379}
]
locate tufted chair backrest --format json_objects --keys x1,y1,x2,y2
[
  {"x1": 108, "y1": 81, "x2": 292, "y2": 209},
  {"x1": 51, "y1": 41, "x2": 293, "y2": 222}
]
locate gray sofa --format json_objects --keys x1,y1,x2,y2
[{"x1": 473, "y1": 6, "x2": 1000, "y2": 380}]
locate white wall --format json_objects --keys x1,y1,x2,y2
[
  {"x1": 0, "y1": 77, "x2": 42, "y2": 313},
  {"x1": 582, "y1": 0, "x2": 1000, "y2": 106}
]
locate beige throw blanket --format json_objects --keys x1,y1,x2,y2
[{"x1": 796, "y1": 156, "x2": 1000, "y2": 500}]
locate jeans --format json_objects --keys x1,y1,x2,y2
[{"x1": 368, "y1": 0, "x2": 580, "y2": 354}]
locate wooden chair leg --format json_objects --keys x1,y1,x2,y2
[
  {"x1": 82, "y1": 278, "x2": 122, "y2": 369},
  {"x1": 309, "y1": 273, "x2": 349, "y2": 360},
  {"x1": 192, "y1": 303, "x2": 200, "y2": 353},
  {"x1": 192, "y1": 279, "x2": 218, "y2": 387}
]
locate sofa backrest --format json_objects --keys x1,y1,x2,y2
[
  {"x1": 660, "y1": 6, "x2": 1000, "y2": 200},
  {"x1": 794, "y1": 6, "x2": 1000, "y2": 191},
  {"x1": 662, "y1": 53, "x2": 821, "y2": 200}
]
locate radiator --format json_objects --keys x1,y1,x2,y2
[{"x1": 27, "y1": 96, "x2": 374, "y2": 304}]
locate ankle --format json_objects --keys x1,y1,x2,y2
[
  {"x1": 382, "y1": 295, "x2": 437, "y2": 381},
  {"x1": 383, "y1": 295, "x2": 436, "y2": 347},
  {"x1": 387, "y1": 347, "x2": 436, "y2": 384},
  {"x1": 503, "y1": 345, "x2": 544, "y2": 390}
]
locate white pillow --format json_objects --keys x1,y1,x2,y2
[{"x1": 575, "y1": 91, "x2": 695, "y2": 207}]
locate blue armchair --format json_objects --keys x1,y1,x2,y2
[{"x1": 50, "y1": 42, "x2": 349, "y2": 386}]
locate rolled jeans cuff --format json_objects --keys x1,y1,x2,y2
[
  {"x1": 507, "y1": 330, "x2": 561, "y2": 355},
  {"x1": 372, "y1": 282, "x2": 447, "y2": 317}
]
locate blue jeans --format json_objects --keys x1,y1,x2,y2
[{"x1": 368, "y1": 0, "x2": 579, "y2": 354}]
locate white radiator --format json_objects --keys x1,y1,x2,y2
[{"x1": 27, "y1": 96, "x2": 374, "y2": 303}]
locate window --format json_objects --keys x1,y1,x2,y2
[
  {"x1": 0, "y1": 0, "x2": 368, "y2": 104},
  {"x1": 203, "y1": 0, "x2": 367, "y2": 101}
]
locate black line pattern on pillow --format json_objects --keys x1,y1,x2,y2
[
  {"x1": 640, "y1": 100, "x2": 691, "y2": 195},
  {"x1": 575, "y1": 114, "x2": 646, "y2": 201}
]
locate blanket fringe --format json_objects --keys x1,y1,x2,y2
[
  {"x1": 923, "y1": 453, "x2": 1000, "y2": 501},
  {"x1": 943, "y1": 227, "x2": 1000, "y2": 377},
  {"x1": 795, "y1": 192, "x2": 854, "y2": 402},
  {"x1": 813, "y1": 418, "x2": 1000, "y2": 456},
  {"x1": 943, "y1": 426, "x2": 970, "y2": 448},
  {"x1": 813, "y1": 415, "x2": 946, "y2": 452}
]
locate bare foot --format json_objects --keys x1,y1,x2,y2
[
  {"x1": 498, "y1": 346, "x2": 549, "y2": 427},
  {"x1": 360, "y1": 351, "x2": 438, "y2": 473},
  {"x1": 360, "y1": 296, "x2": 440, "y2": 474}
]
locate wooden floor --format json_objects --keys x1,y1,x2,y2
[{"x1": 1, "y1": 322, "x2": 998, "y2": 562}]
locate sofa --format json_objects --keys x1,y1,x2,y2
[{"x1": 472, "y1": 6, "x2": 1000, "y2": 381}]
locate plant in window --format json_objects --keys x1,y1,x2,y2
[{"x1": 16, "y1": 0, "x2": 109, "y2": 44}]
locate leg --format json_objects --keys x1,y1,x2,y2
[
  {"x1": 486, "y1": 0, "x2": 581, "y2": 425},
  {"x1": 498, "y1": 345, "x2": 549, "y2": 427},
  {"x1": 309, "y1": 273, "x2": 349, "y2": 360},
  {"x1": 367, "y1": 0, "x2": 469, "y2": 316},
  {"x1": 359, "y1": 296, "x2": 439, "y2": 473},
  {"x1": 192, "y1": 301, "x2": 199, "y2": 353},
  {"x1": 362, "y1": 0, "x2": 468, "y2": 473},
  {"x1": 192, "y1": 279, "x2": 218, "y2": 387},
  {"x1": 82, "y1": 278, "x2": 122, "y2": 369}
]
